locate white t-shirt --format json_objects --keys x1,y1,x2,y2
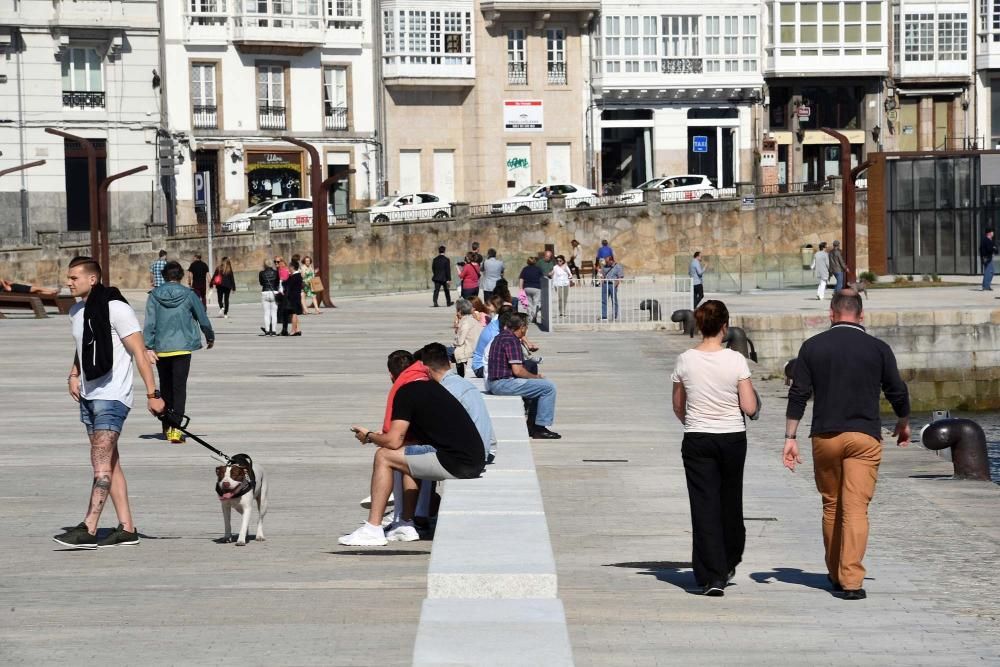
[
  {"x1": 551, "y1": 264, "x2": 572, "y2": 287},
  {"x1": 482, "y1": 339, "x2": 494, "y2": 382},
  {"x1": 671, "y1": 348, "x2": 751, "y2": 433},
  {"x1": 70, "y1": 300, "x2": 142, "y2": 407}
]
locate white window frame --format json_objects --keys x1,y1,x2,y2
[
  {"x1": 904, "y1": 13, "x2": 934, "y2": 61},
  {"x1": 256, "y1": 63, "x2": 285, "y2": 108},
  {"x1": 546, "y1": 27, "x2": 567, "y2": 84},
  {"x1": 937, "y1": 12, "x2": 968, "y2": 60},
  {"x1": 508, "y1": 27, "x2": 527, "y2": 84},
  {"x1": 61, "y1": 46, "x2": 103, "y2": 93},
  {"x1": 190, "y1": 62, "x2": 216, "y2": 108}
]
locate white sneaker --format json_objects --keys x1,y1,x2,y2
[
  {"x1": 337, "y1": 522, "x2": 387, "y2": 546},
  {"x1": 360, "y1": 493, "x2": 394, "y2": 509},
  {"x1": 386, "y1": 523, "x2": 420, "y2": 542}
]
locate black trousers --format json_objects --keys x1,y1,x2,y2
[
  {"x1": 433, "y1": 280, "x2": 452, "y2": 306},
  {"x1": 157, "y1": 354, "x2": 192, "y2": 425},
  {"x1": 693, "y1": 284, "x2": 704, "y2": 308},
  {"x1": 681, "y1": 431, "x2": 747, "y2": 586},
  {"x1": 455, "y1": 362, "x2": 466, "y2": 377},
  {"x1": 216, "y1": 287, "x2": 231, "y2": 314}
]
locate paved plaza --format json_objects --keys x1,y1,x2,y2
[{"x1": 1, "y1": 287, "x2": 999, "y2": 666}]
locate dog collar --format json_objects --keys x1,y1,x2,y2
[{"x1": 216, "y1": 478, "x2": 255, "y2": 500}]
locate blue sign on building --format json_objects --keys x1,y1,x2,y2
[{"x1": 692, "y1": 136, "x2": 709, "y2": 153}]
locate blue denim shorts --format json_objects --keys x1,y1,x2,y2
[{"x1": 79, "y1": 399, "x2": 130, "y2": 435}]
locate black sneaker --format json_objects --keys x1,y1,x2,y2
[
  {"x1": 530, "y1": 427, "x2": 562, "y2": 440},
  {"x1": 840, "y1": 588, "x2": 866, "y2": 601},
  {"x1": 702, "y1": 582, "x2": 726, "y2": 597},
  {"x1": 97, "y1": 524, "x2": 139, "y2": 548},
  {"x1": 53, "y1": 523, "x2": 97, "y2": 549}
]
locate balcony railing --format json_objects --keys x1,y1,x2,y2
[
  {"x1": 508, "y1": 61, "x2": 527, "y2": 85},
  {"x1": 188, "y1": 10, "x2": 228, "y2": 26},
  {"x1": 325, "y1": 106, "x2": 347, "y2": 130},
  {"x1": 258, "y1": 105, "x2": 287, "y2": 130},
  {"x1": 193, "y1": 104, "x2": 218, "y2": 129},
  {"x1": 63, "y1": 90, "x2": 105, "y2": 108},
  {"x1": 661, "y1": 58, "x2": 703, "y2": 74},
  {"x1": 326, "y1": 0, "x2": 363, "y2": 27},
  {"x1": 547, "y1": 61, "x2": 567, "y2": 85}
]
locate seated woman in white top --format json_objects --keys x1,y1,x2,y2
[{"x1": 671, "y1": 299, "x2": 758, "y2": 598}]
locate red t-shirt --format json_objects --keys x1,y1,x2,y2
[{"x1": 460, "y1": 263, "x2": 480, "y2": 290}]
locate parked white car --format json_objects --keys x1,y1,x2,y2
[
  {"x1": 621, "y1": 175, "x2": 718, "y2": 203},
  {"x1": 490, "y1": 182, "x2": 598, "y2": 214},
  {"x1": 369, "y1": 192, "x2": 451, "y2": 223},
  {"x1": 222, "y1": 198, "x2": 334, "y2": 233}
]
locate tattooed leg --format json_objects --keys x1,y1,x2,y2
[{"x1": 84, "y1": 430, "x2": 118, "y2": 533}]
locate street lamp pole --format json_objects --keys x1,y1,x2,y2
[
  {"x1": 45, "y1": 128, "x2": 99, "y2": 266},
  {"x1": 100, "y1": 165, "x2": 149, "y2": 285},
  {"x1": 820, "y1": 127, "x2": 856, "y2": 283},
  {"x1": 281, "y1": 136, "x2": 333, "y2": 307}
]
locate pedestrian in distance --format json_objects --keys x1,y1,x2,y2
[
  {"x1": 453, "y1": 298, "x2": 484, "y2": 378},
  {"x1": 551, "y1": 254, "x2": 573, "y2": 318},
  {"x1": 536, "y1": 249, "x2": 556, "y2": 277},
  {"x1": 811, "y1": 242, "x2": 831, "y2": 301},
  {"x1": 784, "y1": 289, "x2": 911, "y2": 601},
  {"x1": 981, "y1": 228, "x2": 997, "y2": 291},
  {"x1": 149, "y1": 249, "x2": 167, "y2": 290},
  {"x1": 1, "y1": 278, "x2": 59, "y2": 297},
  {"x1": 281, "y1": 259, "x2": 304, "y2": 336},
  {"x1": 569, "y1": 239, "x2": 582, "y2": 280},
  {"x1": 517, "y1": 256, "x2": 544, "y2": 324},
  {"x1": 301, "y1": 255, "x2": 322, "y2": 315},
  {"x1": 599, "y1": 255, "x2": 624, "y2": 321},
  {"x1": 481, "y1": 248, "x2": 505, "y2": 302},
  {"x1": 671, "y1": 300, "x2": 759, "y2": 596},
  {"x1": 187, "y1": 253, "x2": 210, "y2": 307},
  {"x1": 459, "y1": 252, "x2": 481, "y2": 300},
  {"x1": 690, "y1": 251, "x2": 707, "y2": 308},
  {"x1": 829, "y1": 240, "x2": 848, "y2": 292},
  {"x1": 143, "y1": 261, "x2": 215, "y2": 444},
  {"x1": 53, "y1": 256, "x2": 166, "y2": 549},
  {"x1": 212, "y1": 257, "x2": 236, "y2": 317},
  {"x1": 431, "y1": 245, "x2": 453, "y2": 307},
  {"x1": 595, "y1": 239, "x2": 614, "y2": 280},
  {"x1": 258, "y1": 259, "x2": 280, "y2": 336}
]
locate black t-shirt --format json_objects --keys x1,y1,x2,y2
[
  {"x1": 391, "y1": 381, "x2": 485, "y2": 478},
  {"x1": 188, "y1": 260, "x2": 210, "y2": 287},
  {"x1": 519, "y1": 265, "x2": 543, "y2": 289}
]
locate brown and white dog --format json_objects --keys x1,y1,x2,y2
[{"x1": 215, "y1": 453, "x2": 268, "y2": 546}]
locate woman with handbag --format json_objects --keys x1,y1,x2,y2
[
  {"x1": 280, "y1": 259, "x2": 304, "y2": 336},
  {"x1": 212, "y1": 257, "x2": 236, "y2": 318},
  {"x1": 301, "y1": 255, "x2": 323, "y2": 315},
  {"x1": 551, "y1": 255, "x2": 573, "y2": 318},
  {"x1": 671, "y1": 300, "x2": 759, "y2": 597}
]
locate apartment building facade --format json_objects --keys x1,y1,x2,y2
[
  {"x1": 0, "y1": 0, "x2": 162, "y2": 241},
  {"x1": 978, "y1": 0, "x2": 1000, "y2": 148},
  {"x1": 379, "y1": 0, "x2": 597, "y2": 205},
  {"x1": 163, "y1": 0, "x2": 379, "y2": 227}
]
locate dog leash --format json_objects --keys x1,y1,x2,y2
[{"x1": 159, "y1": 410, "x2": 234, "y2": 464}]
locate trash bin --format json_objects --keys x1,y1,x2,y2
[{"x1": 801, "y1": 244, "x2": 814, "y2": 269}]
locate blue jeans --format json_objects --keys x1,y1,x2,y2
[
  {"x1": 601, "y1": 282, "x2": 618, "y2": 320},
  {"x1": 488, "y1": 377, "x2": 557, "y2": 427},
  {"x1": 79, "y1": 398, "x2": 130, "y2": 435},
  {"x1": 984, "y1": 260, "x2": 994, "y2": 290},
  {"x1": 834, "y1": 272, "x2": 845, "y2": 291}
]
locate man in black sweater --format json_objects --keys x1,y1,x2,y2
[
  {"x1": 431, "y1": 245, "x2": 452, "y2": 307},
  {"x1": 980, "y1": 228, "x2": 996, "y2": 291},
  {"x1": 783, "y1": 289, "x2": 910, "y2": 601}
]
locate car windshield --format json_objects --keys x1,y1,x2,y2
[
  {"x1": 374, "y1": 197, "x2": 394, "y2": 207},
  {"x1": 635, "y1": 178, "x2": 664, "y2": 190},
  {"x1": 514, "y1": 185, "x2": 538, "y2": 197},
  {"x1": 244, "y1": 201, "x2": 273, "y2": 214}
]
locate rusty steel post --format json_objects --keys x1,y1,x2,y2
[
  {"x1": 0, "y1": 159, "x2": 46, "y2": 179},
  {"x1": 99, "y1": 165, "x2": 149, "y2": 285},
  {"x1": 820, "y1": 128, "x2": 856, "y2": 283},
  {"x1": 45, "y1": 128, "x2": 99, "y2": 265},
  {"x1": 281, "y1": 136, "x2": 333, "y2": 306}
]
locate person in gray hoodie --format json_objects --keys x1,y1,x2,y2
[{"x1": 143, "y1": 261, "x2": 215, "y2": 442}]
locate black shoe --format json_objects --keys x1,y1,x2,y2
[
  {"x1": 827, "y1": 575, "x2": 844, "y2": 592},
  {"x1": 260, "y1": 327, "x2": 268, "y2": 336},
  {"x1": 530, "y1": 427, "x2": 562, "y2": 440},
  {"x1": 280, "y1": 331, "x2": 289, "y2": 336},
  {"x1": 702, "y1": 582, "x2": 726, "y2": 597},
  {"x1": 292, "y1": 332, "x2": 302, "y2": 336},
  {"x1": 97, "y1": 524, "x2": 139, "y2": 548},
  {"x1": 840, "y1": 588, "x2": 866, "y2": 600},
  {"x1": 53, "y1": 523, "x2": 97, "y2": 549}
]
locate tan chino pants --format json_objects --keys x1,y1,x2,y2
[{"x1": 811, "y1": 432, "x2": 882, "y2": 590}]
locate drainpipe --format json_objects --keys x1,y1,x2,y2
[
  {"x1": 373, "y1": 0, "x2": 387, "y2": 199},
  {"x1": 15, "y1": 34, "x2": 28, "y2": 240},
  {"x1": 156, "y1": 0, "x2": 172, "y2": 230}
]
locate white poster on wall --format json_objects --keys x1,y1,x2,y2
[{"x1": 504, "y1": 100, "x2": 543, "y2": 132}]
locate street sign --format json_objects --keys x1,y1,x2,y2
[
  {"x1": 741, "y1": 195, "x2": 756, "y2": 211},
  {"x1": 692, "y1": 136, "x2": 709, "y2": 153},
  {"x1": 797, "y1": 105, "x2": 811, "y2": 120},
  {"x1": 194, "y1": 172, "x2": 208, "y2": 210}
]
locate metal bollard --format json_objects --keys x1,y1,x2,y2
[
  {"x1": 919, "y1": 418, "x2": 992, "y2": 481},
  {"x1": 639, "y1": 299, "x2": 662, "y2": 321},
  {"x1": 722, "y1": 326, "x2": 758, "y2": 363},
  {"x1": 670, "y1": 309, "x2": 696, "y2": 338}
]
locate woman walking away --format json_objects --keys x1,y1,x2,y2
[
  {"x1": 671, "y1": 300, "x2": 759, "y2": 597},
  {"x1": 212, "y1": 257, "x2": 236, "y2": 318},
  {"x1": 569, "y1": 239, "x2": 582, "y2": 280},
  {"x1": 518, "y1": 256, "x2": 543, "y2": 323},
  {"x1": 144, "y1": 261, "x2": 215, "y2": 443},
  {"x1": 811, "y1": 242, "x2": 831, "y2": 301},
  {"x1": 301, "y1": 255, "x2": 323, "y2": 314},
  {"x1": 459, "y1": 252, "x2": 481, "y2": 299},
  {"x1": 551, "y1": 254, "x2": 573, "y2": 318},
  {"x1": 282, "y1": 259, "x2": 304, "y2": 336},
  {"x1": 453, "y1": 298, "x2": 484, "y2": 377},
  {"x1": 258, "y1": 259, "x2": 279, "y2": 336}
]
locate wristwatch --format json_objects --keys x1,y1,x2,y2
[
  {"x1": 364, "y1": 431, "x2": 373, "y2": 444},
  {"x1": 147, "y1": 390, "x2": 161, "y2": 399}
]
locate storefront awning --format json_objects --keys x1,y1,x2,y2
[{"x1": 802, "y1": 130, "x2": 865, "y2": 145}]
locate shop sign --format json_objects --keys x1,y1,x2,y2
[
  {"x1": 760, "y1": 138, "x2": 777, "y2": 167},
  {"x1": 246, "y1": 151, "x2": 302, "y2": 173},
  {"x1": 504, "y1": 100, "x2": 543, "y2": 132},
  {"x1": 796, "y1": 105, "x2": 811, "y2": 120}
]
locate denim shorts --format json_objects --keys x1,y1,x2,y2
[{"x1": 79, "y1": 398, "x2": 130, "y2": 435}]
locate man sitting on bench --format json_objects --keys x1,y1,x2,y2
[{"x1": 2, "y1": 278, "x2": 59, "y2": 298}]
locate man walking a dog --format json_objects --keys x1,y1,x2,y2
[{"x1": 54, "y1": 256, "x2": 165, "y2": 549}]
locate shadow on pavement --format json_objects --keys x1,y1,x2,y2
[
  {"x1": 750, "y1": 567, "x2": 832, "y2": 591},
  {"x1": 603, "y1": 560, "x2": 699, "y2": 594}
]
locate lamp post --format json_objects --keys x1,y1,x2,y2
[
  {"x1": 99, "y1": 165, "x2": 149, "y2": 284},
  {"x1": 820, "y1": 127, "x2": 856, "y2": 283},
  {"x1": 45, "y1": 128, "x2": 99, "y2": 264}
]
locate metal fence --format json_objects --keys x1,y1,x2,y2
[
  {"x1": 370, "y1": 208, "x2": 451, "y2": 223},
  {"x1": 539, "y1": 275, "x2": 693, "y2": 331},
  {"x1": 565, "y1": 193, "x2": 641, "y2": 208},
  {"x1": 673, "y1": 253, "x2": 819, "y2": 293}
]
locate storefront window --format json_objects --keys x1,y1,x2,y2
[{"x1": 245, "y1": 151, "x2": 302, "y2": 206}]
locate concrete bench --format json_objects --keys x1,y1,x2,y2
[
  {"x1": 0, "y1": 293, "x2": 48, "y2": 318},
  {"x1": 481, "y1": 394, "x2": 525, "y2": 418},
  {"x1": 466, "y1": 375, "x2": 486, "y2": 392},
  {"x1": 437, "y1": 471, "x2": 545, "y2": 516},
  {"x1": 412, "y1": 599, "x2": 573, "y2": 667}
]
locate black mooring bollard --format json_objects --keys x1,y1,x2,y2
[
  {"x1": 920, "y1": 418, "x2": 992, "y2": 481},
  {"x1": 723, "y1": 326, "x2": 758, "y2": 363},
  {"x1": 670, "y1": 309, "x2": 696, "y2": 337},
  {"x1": 639, "y1": 299, "x2": 662, "y2": 321}
]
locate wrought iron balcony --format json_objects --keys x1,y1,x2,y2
[
  {"x1": 508, "y1": 61, "x2": 527, "y2": 85},
  {"x1": 661, "y1": 58, "x2": 703, "y2": 74},
  {"x1": 547, "y1": 61, "x2": 567, "y2": 85},
  {"x1": 63, "y1": 90, "x2": 105, "y2": 108},
  {"x1": 258, "y1": 105, "x2": 287, "y2": 130},
  {"x1": 324, "y1": 106, "x2": 348, "y2": 130},
  {"x1": 193, "y1": 104, "x2": 218, "y2": 129}
]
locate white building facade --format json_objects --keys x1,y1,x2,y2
[
  {"x1": 163, "y1": 0, "x2": 379, "y2": 228},
  {"x1": 977, "y1": 0, "x2": 1000, "y2": 148},
  {"x1": 0, "y1": 0, "x2": 162, "y2": 241}
]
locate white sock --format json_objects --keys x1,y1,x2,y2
[{"x1": 364, "y1": 522, "x2": 383, "y2": 532}]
